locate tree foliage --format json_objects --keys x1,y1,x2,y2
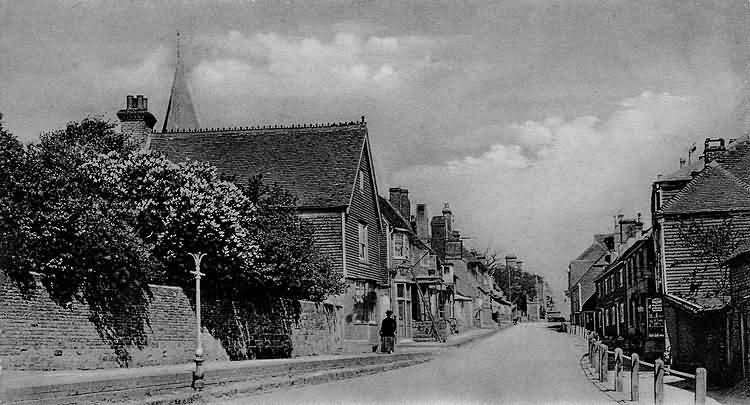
[
  {"x1": 243, "y1": 175, "x2": 345, "y2": 302},
  {"x1": 0, "y1": 116, "x2": 343, "y2": 358},
  {"x1": 677, "y1": 217, "x2": 745, "y2": 297}
]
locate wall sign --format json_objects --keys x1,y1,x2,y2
[{"x1": 647, "y1": 297, "x2": 665, "y2": 337}]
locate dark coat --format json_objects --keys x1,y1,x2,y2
[{"x1": 380, "y1": 316, "x2": 397, "y2": 337}]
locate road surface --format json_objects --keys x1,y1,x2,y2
[{"x1": 209, "y1": 322, "x2": 611, "y2": 405}]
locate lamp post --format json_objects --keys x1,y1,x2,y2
[
  {"x1": 188, "y1": 252, "x2": 207, "y2": 391},
  {"x1": 504, "y1": 255, "x2": 517, "y2": 296}
]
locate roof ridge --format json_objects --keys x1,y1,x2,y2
[
  {"x1": 660, "y1": 163, "x2": 713, "y2": 211},
  {"x1": 155, "y1": 119, "x2": 366, "y2": 134},
  {"x1": 378, "y1": 195, "x2": 413, "y2": 232},
  {"x1": 569, "y1": 250, "x2": 607, "y2": 287},
  {"x1": 713, "y1": 161, "x2": 750, "y2": 194},
  {"x1": 660, "y1": 161, "x2": 750, "y2": 213}
]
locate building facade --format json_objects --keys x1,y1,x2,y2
[
  {"x1": 594, "y1": 230, "x2": 663, "y2": 360},
  {"x1": 652, "y1": 136, "x2": 750, "y2": 384}
]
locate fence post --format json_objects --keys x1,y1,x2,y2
[
  {"x1": 695, "y1": 368, "x2": 707, "y2": 405},
  {"x1": 592, "y1": 340, "x2": 602, "y2": 372},
  {"x1": 600, "y1": 344, "x2": 608, "y2": 383},
  {"x1": 631, "y1": 353, "x2": 640, "y2": 402},
  {"x1": 614, "y1": 348, "x2": 623, "y2": 392},
  {"x1": 654, "y1": 358, "x2": 665, "y2": 405}
]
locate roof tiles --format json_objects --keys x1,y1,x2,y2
[{"x1": 150, "y1": 123, "x2": 367, "y2": 209}]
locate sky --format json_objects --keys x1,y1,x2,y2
[{"x1": 2, "y1": 0, "x2": 749, "y2": 303}]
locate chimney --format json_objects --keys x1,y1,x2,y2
[
  {"x1": 415, "y1": 203, "x2": 430, "y2": 241},
  {"x1": 679, "y1": 158, "x2": 686, "y2": 168},
  {"x1": 442, "y1": 202, "x2": 453, "y2": 234},
  {"x1": 635, "y1": 212, "x2": 644, "y2": 236},
  {"x1": 388, "y1": 187, "x2": 411, "y2": 221},
  {"x1": 117, "y1": 94, "x2": 157, "y2": 152},
  {"x1": 703, "y1": 138, "x2": 726, "y2": 165},
  {"x1": 430, "y1": 215, "x2": 448, "y2": 260}
]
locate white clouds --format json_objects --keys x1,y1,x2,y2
[
  {"x1": 192, "y1": 30, "x2": 439, "y2": 100},
  {"x1": 392, "y1": 91, "x2": 710, "y2": 289}
]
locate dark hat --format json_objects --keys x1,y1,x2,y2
[{"x1": 386, "y1": 310, "x2": 393, "y2": 315}]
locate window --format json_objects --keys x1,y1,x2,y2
[
  {"x1": 358, "y1": 222, "x2": 368, "y2": 261},
  {"x1": 353, "y1": 280, "x2": 375, "y2": 322},
  {"x1": 359, "y1": 169, "x2": 365, "y2": 192},
  {"x1": 619, "y1": 268, "x2": 624, "y2": 287},
  {"x1": 393, "y1": 233, "x2": 407, "y2": 258},
  {"x1": 618, "y1": 302, "x2": 625, "y2": 324}
]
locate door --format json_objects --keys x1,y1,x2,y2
[{"x1": 396, "y1": 283, "x2": 411, "y2": 338}]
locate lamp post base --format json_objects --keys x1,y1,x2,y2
[{"x1": 192, "y1": 354, "x2": 205, "y2": 391}]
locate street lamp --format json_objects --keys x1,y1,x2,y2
[
  {"x1": 188, "y1": 252, "x2": 207, "y2": 391},
  {"x1": 504, "y1": 255, "x2": 517, "y2": 296}
]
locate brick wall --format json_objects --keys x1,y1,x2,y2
[
  {"x1": 0, "y1": 272, "x2": 228, "y2": 370},
  {"x1": 1, "y1": 271, "x2": 346, "y2": 370},
  {"x1": 290, "y1": 300, "x2": 343, "y2": 356}
]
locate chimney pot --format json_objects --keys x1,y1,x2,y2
[
  {"x1": 126, "y1": 95, "x2": 135, "y2": 109},
  {"x1": 704, "y1": 137, "x2": 727, "y2": 165}
]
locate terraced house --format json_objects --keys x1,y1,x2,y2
[
  {"x1": 594, "y1": 228, "x2": 663, "y2": 361},
  {"x1": 568, "y1": 233, "x2": 615, "y2": 331},
  {"x1": 379, "y1": 190, "x2": 449, "y2": 342}
]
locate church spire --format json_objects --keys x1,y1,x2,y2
[{"x1": 162, "y1": 31, "x2": 200, "y2": 132}]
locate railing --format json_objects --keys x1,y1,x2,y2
[{"x1": 565, "y1": 323, "x2": 707, "y2": 405}]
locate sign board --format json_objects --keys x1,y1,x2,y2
[{"x1": 647, "y1": 297, "x2": 665, "y2": 337}]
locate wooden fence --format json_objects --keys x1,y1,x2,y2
[{"x1": 566, "y1": 323, "x2": 707, "y2": 405}]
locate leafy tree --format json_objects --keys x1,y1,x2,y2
[
  {"x1": 0, "y1": 118, "x2": 155, "y2": 361},
  {"x1": 82, "y1": 152, "x2": 260, "y2": 298},
  {"x1": 677, "y1": 217, "x2": 746, "y2": 298},
  {"x1": 243, "y1": 175, "x2": 345, "y2": 302},
  {"x1": 1, "y1": 116, "x2": 344, "y2": 361}
]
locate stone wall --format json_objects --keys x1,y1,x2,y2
[
  {"x1": 290, "y1": 300, "x2": 343, "y2": 356},
  {"x1": 1, "y1": 270, "x2": 347, "y2": 370},
  {"x1": 0, "y1": 272, "x2": 228, "y2": 370}
]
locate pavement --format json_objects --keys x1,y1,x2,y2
[
  {"x1": 0, "y1": 325, "x2": 502, "y2": 404},
  {"x1": 205, "y1": 322, "x2": 616, "y2": 405},
  {"x1": 574, "y1": 335, "x2": 724, "y2": 405}
]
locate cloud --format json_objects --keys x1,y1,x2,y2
[
  {"x1": 192, "y1": 30, "x2": 439, "y2": 100},
  {"x1": 391, "y1": 91, "x2": 712, "y2": 290}
]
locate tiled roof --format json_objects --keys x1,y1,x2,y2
[
  {"x1": 379, "y1": 195, "x2": 432, "y2": 252},
  {"x1": 575, "y1": 235, "x2": 611, "y2": 261},
  {"x1": 726, "y1": 237, "x2": 750, "y2": 263},
  {"x1": 714, "y1": 134, "x2": 750, "y2": 168},
  {"x1": 661, "y1": 161, "x2": 750, "y2": 214},
  {"x1": 150, "y1": 122, "x2": 367, "y2": 209},
  {"x1": 657, "y1": 160, "x2": 702, "y2": 182},
  {"x1": 664, "y1": 293, "x2": 729, "y2": 313},
  {"x1": 378, "y1": 195, "x2": 412, "y2": 231}
]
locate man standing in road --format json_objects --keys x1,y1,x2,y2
[{"x1": 380, "y1": 310, "x2": 397, "y2": 354}]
